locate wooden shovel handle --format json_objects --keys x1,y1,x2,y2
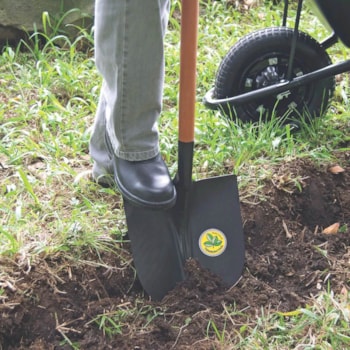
[{"x1": 178, "y1": 0, "x2": 199, "y2": 143}]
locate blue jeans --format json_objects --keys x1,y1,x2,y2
[{"x1": 90, "y1": 0, "x2": 170, "y2": 178}]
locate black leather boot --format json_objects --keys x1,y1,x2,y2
[
  {"x1": 113, "y1": 154, "x2": 176, "y2": 209},
  {"x1": 105, "y1": 133, "x2": 176, "y2": 208}
]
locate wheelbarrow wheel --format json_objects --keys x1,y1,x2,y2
[{"x1": 214, "y1": 27, "x2": 335, "y2": 124}]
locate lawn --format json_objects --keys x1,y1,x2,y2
[{"x1": 0, "y1": 1, "x2": 349, "y2": 349}]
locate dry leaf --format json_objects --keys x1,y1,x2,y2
[
  {"x1": 322, "y1": 222, "x2": 340, "y2": 235},
  {"x1": 329, "y1": 165, "x2": 345, "y2": 174},
  {"x1": 340, "y1": 286, "x2": 348, "y2": 298}
]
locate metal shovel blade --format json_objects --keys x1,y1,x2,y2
[
  {"x1": 123, "y1": 172, "x2": 244, "y2": 300},
  {"x1": 123, "y1": 200, "x2": 185, "y2": 300},
  {"x1": 180, "y1": 174, "x2": 245, "y2": 285}
]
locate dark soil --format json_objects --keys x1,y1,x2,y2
[{"x1": 1, "y1": 154, "x2": 350, "y2": 350}]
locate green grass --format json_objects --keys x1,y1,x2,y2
[
  {"x1": 0, "y1": 0, "x2": 349, "y2": 348},
  {"x1": 192, "y1": 290, "x2": 350, "y2": 349},
  {"x1": 240, "y1": 292, "x2": 350, "y2": 349}
]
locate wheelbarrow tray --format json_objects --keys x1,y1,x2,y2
[{"x1": 309, "y1": 0, "x2": 350, "y2": 47}]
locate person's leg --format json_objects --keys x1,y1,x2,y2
[
  {"x1": 90, "y1": 90, "x2": 114, "y2": 186},
  {"x1": 90, "y1": 0, "x2": 175, "y2": 208}
]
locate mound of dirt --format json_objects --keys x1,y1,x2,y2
[{"x1": 1, "y1": 154, "x2": 349, "y2": 349}]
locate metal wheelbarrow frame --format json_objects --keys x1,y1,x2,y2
[{"x1": 204, "y1": 0, "x2": 350, "y2": 124}]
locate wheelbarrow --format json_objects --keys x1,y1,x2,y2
[{"x1": 204, "y1": 0, "x2": 350, "y2": 125}]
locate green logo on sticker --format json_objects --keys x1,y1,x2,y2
[{"x1": 199, "y1": 229, "x2": 227, "y2": 257}]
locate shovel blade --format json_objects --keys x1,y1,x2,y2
[
  {"x1": 184, "y1": 175, "x2": 245, "y2": 285},
  {"x1": 123, "y1": 174, "x2": 244, "y2": 299},
  {"x1": 123, "y1": 200, "x2": 185, "y2": 300}
]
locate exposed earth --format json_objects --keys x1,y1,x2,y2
[{"x1": 1, "y1": 153, "x2": 350, "y2": 349}]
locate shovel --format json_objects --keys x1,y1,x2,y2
[{"x1": 123, "y1": 0, "x2": 245, "y2": 300}]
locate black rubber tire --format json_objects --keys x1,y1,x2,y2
[{"x1": 214, "y1": 27, "x2": 335, "y2": 123}]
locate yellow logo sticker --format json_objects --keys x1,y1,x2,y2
[{"x1": 199, "y1": 229, "x2": 227, "y2": 257}]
